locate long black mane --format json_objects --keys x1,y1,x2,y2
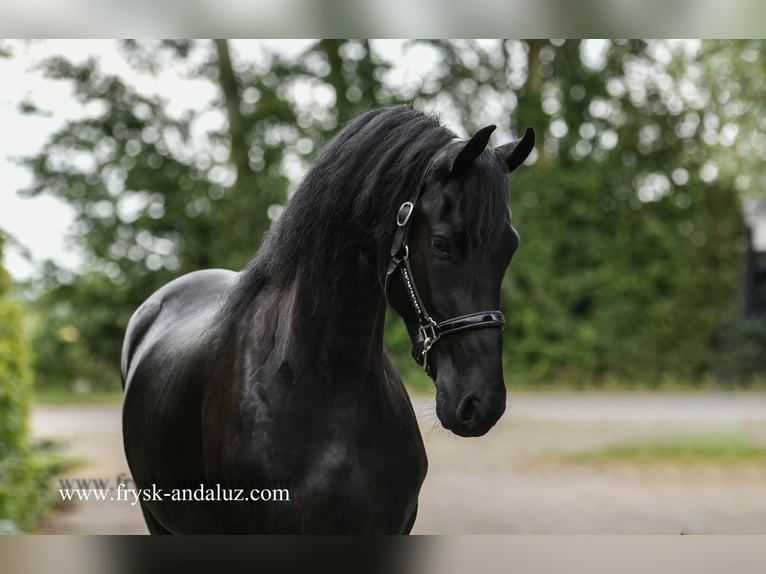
[{"x1": 221, "y1": 105, "x2": 508, "y2": 321}]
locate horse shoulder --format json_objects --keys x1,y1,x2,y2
[{"x1": 121, "y1": 268, "x2": 237, "y2": 390}]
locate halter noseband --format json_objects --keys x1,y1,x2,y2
[{"x1": 384, "y1": 155, "x2": 506, "y2": 377}]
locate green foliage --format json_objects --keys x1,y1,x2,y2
[
  {"x1": 21, "y1": 40, "x2": 394, "y2": 392},
  {"x1": 697, "y1": 40, "x2": 766, "y2": 200},
  {"x1": 0, "y1": 240, "x2": 30, "y2": 450},
  {"x1": 28, "y1": 265, "x2": 132, "y2": 390},
  {"x1": 0, "y1": 235, "x2": 48, "y2": 531},
  {"x1": 16, "y1": 40, "x2": 763, "y2": 392},
  {"x1": 710, "y1": 318, "x2": 766, "y2": 385},
  {"x1": 498, "y1": 40, "x2": 745, "y2": 385}
]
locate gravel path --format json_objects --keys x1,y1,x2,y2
[
  {"x1": 31, "y1": 392, "x2": 766, "y2": 534},
  {"x1": 32, "y1": 403, "x2": 146, "y2": 534}
]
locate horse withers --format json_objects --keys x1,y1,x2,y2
[{"x1": 121, "y1": 106, "x2": 534, "y2": 533}]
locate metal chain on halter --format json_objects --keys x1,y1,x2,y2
[{"x1": 393, "y1": 230, "x2": 441, "y2": 373}]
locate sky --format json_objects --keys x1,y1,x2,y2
[{"x1": 0, "y1": 41, "x2": 88, "y2": 279}]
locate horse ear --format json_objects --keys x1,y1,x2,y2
[
  {"x1": 495, "y1": 127, "x2": 535, "y2": 173},
  {"x1": 448, "y1": 124, "x2": 497, "y2": 173}
]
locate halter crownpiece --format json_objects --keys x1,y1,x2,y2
[{"x1": 384, "y1": 143, "x2": 506, "y2": 377}]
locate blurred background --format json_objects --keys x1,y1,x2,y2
[{"x1": 1, "y1": 39, "x2": 765, "y2": 534}]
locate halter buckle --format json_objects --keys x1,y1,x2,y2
[
  {"x1": 419, "y1": 318, "x2": 439, "y2": 354},
  {"x1": 396, "y1": 202, "x2": 414, "y2": 227}
]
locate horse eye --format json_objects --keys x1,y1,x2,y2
[{"x1": 431, "y1": 237, "x2": 452, "y2": 256}]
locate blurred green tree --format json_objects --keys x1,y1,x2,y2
[
  {"x1": 20, "y1": 40, "x2": 394, "y2": 390},
  {"x1": 0, "y1": 231, "x2": 40, "y2": 532},
  {"x1": 696, "y1": 40, "x2": 766, "y2": 199},
  {"x1": 697, "y1": 40, "x2": 766, "y2": 383},
  {"x1": 501, "y1": 40, "x2": 743, "y2": 384},
  {"x1": 18, "y1": 39, "x2": 756, "y2": 390}
]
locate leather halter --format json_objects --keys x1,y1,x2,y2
[{"x1": 384, "y1": 154, "x2": 506, "y2": 377}]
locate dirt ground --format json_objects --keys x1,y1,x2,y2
[{"x1": 31, "y1": 392, "x2": 766, "y2": 534}]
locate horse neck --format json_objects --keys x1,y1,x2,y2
[{"x1": 273, "y1": 247, "x2": 389, "y2": 379}]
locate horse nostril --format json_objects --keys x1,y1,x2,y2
[{"x1": 456, "y1": 396, "x2": 485, "y2": 428}]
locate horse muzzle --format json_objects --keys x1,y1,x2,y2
[{"x1": 435, "y1": 382, "x2": 507, "y2": 437}]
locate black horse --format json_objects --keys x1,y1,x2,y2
[{"x1": 121, "y1": 106, "x2": 534, "y2": 534}]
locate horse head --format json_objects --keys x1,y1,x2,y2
[{"x1": 387, "y1": 125, "x2": 535, "y2": 437}]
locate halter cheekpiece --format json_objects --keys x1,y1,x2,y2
[{"x1": 384, "y1": 150, "x2": 506, "y2": 377}]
